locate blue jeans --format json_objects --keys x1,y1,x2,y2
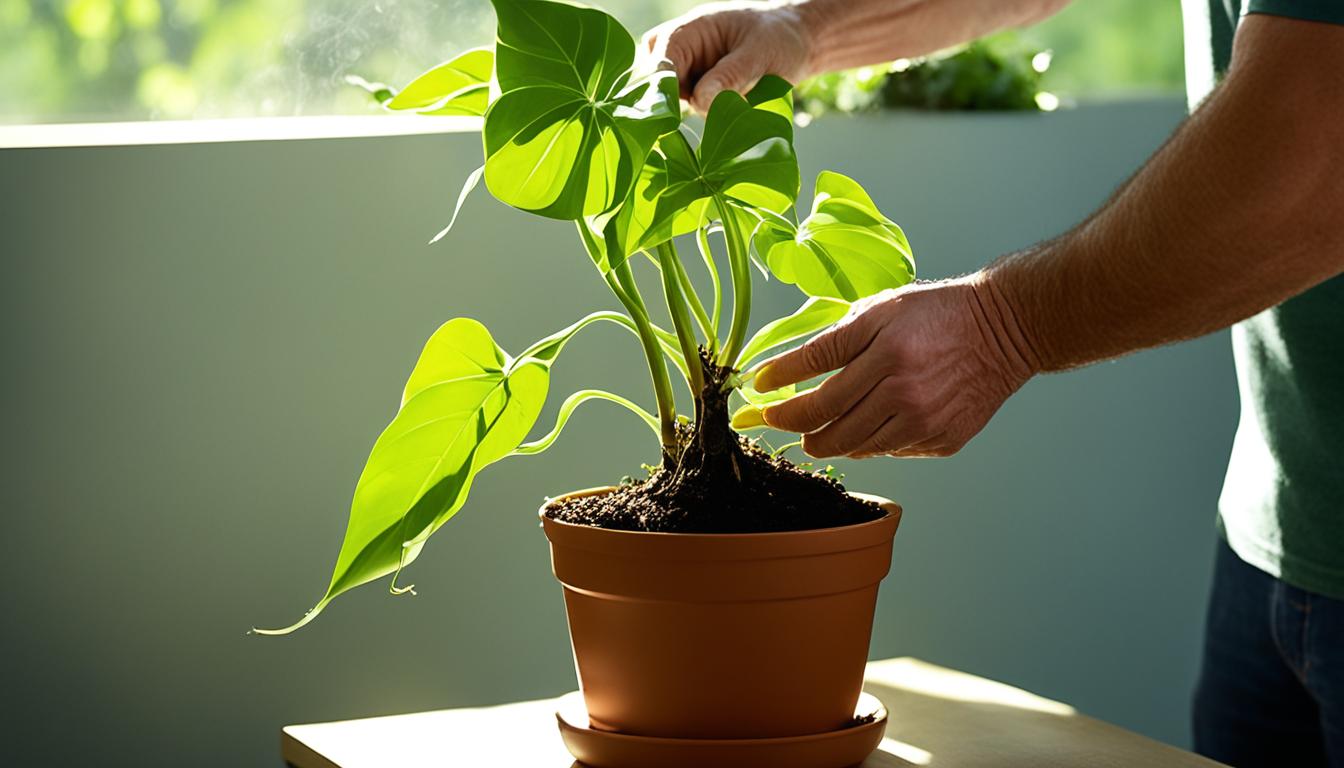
[{"x1": 1194, "y1": 538, "x2": 1344, "y2": 767}]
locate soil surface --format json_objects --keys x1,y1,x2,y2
[{"x1": 545, "y1": 353, "x2": 885, "y2": 533}]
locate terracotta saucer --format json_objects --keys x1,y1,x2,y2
[{"x1": 555, "y1": 692, "x2": 888, "y2": 768}]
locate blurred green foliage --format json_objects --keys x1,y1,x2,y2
[
  {"x1": 1030, "y1": 0, "x2": 1185, "y2": 96},
  {"x1": 1, "y1": 0, "x2": 1182, "y2": 124},
  {"x1": 796, "y1": 35, "x2": 1052, "y2": 117},
  {"x1": 880, "y1": 38, "x2": 1048, "y2": 111}
]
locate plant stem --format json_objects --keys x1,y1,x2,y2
[
  {"x1": 670, "y1": 250, "x2": 716, "y2": 355},
  {"x1": 512, "y1": 389, "x2": 660, "y2": 455},
  {"x1": 696, "y1": 225, "x2": 723, "y2": 338},
  {"x1": 716, "y1": 197, "x2": 753, "y2": 369},
  {"x1": 613, "y1": 256, "x2": 681, "y2": 454},
  {"x1": 657, "y1": 241, "x2": 705, "y2": 397},
  {"x1": 576, "y1": 223, "x2": 680, "y2": 455},
  {"x1": 637, "y1": 246, "x2": 714, "y2": 356}
]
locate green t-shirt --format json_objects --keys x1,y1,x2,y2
[{"x1": 1184, "y1": 0, "x2": 1344, "y2": 598}]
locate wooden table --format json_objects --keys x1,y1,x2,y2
[{"x1": 283, "y1": 657, "x2": 1225, "y2": 767}]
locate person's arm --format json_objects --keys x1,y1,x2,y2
[
  {"x1": 755, "y1": 14, "x2": 1344, "y2": 458},
  {"x1": 644, "y1": 0, "x2": 1069, "y2": 111},
  {"x1": 985, "y1": 14, "x2": 1344, "y2": 372}
]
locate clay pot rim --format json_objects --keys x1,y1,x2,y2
[{"x1": 540, "y1": 486, "x2": 901, "y2": 560}]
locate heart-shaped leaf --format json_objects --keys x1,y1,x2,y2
[
  {"x1": 482, "y1": 0, "x2": 679, "y2": 220},
  {"x1": 385, "y1": 47, "x2": 494, "y2": 116},
  {"x1": 757, "y1": 171, "x2": 915, "y2": 301},
  {"x1": 256, "y1": 317, "x2": 591, "y2": 634},
  {"x1": 602, "y1": 75, "x2": 800, "y2": 263},
  {"x1": 697, "y1": 76, "x2": 799, "y2": 214}
]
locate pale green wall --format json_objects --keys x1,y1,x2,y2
[{"x1": 0, "y1": 98, "x2": 1233, "y2": 766}]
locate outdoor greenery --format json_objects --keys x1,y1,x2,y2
[
  {"x1": 795, "y1": 34, "x2": 1054, "y2": 117},
  {"x1": 255, "y1": 0, "x2": 916, "y2": 634},
  {"x1": 4, "y1": 0, "x2": 1184, "y2": 123}
]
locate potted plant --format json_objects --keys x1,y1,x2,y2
[{"x1": 258, "y1": 0, "x2": 915, "y2": 763}]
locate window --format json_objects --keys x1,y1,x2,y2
[{"x1": 1, "y1": 0, "x2": 1182, "y2": 126}]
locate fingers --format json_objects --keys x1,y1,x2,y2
[
  {"x1": 891, "y1": 435, "x2": 953, "y2": 458},
  {"x1": 798, "y1": 377, "x2": 900, "y2": 458},
  {"x1": 644, "y1": 9, "x2": 788, "y2": 113},
  {"x1": 690, "y1": 47, "x2": 764, "y2": 113},
  {"x1": 844, "y1": 414, "x2": 921, "y2": 459},
  {"x1": 762, "y1": 348, "x2": 886, "y2": 434},
  {"x1": 756, "y1": 311, "x2": 879, "y2": 392},
  {"x1": 643, "y1": 22, "x2": 695, "y2": 100},
  {"x1": 849, "y1": 414, "x2": 954, "y2": 459}
]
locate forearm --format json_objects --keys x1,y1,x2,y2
[
  {"x1": 795, "y1": 0, "x2": 1068, "y2": 75},
  {"x1": 980, "y1": 15, "x2": 1344, "y2": 373}
]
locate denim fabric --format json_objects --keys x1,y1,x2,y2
[{"x1": 1194, "y1": 538, "x2": 1344, "y2": 767}]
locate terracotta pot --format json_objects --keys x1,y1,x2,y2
[{"x1": 540, "y1": 488, "x2": 902, "y2": 740}]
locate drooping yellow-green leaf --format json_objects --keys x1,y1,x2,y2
[
  {"x1": 758, "y1": 171, "x2": 915, "y2": 301},
  {"x1": 731, "y1": 403, "x2": 769, "y2": 430},
  {"x1": 256, "y1": 319, "x2": 553, "y2": 634},
  {"x1": 731, "y1": 381, "x2": 804, "y2": 430},
  {"x1": 482, "y1": 0, "x2": 679, "y2": 220}
]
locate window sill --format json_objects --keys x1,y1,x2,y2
[{"x1": 0, "y1": 114, "x2": 481, "y2": 150}]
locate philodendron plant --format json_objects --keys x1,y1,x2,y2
[{"x1": 257, "y1": 0, "x2": 914, "y2": 635}]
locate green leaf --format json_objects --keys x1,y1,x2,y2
[
  {"x1": 255, "y1": 316, "x2": 594, "y2": 635},
  {"x1": 482, "y1": 0, "x2": 680, "y2": 220},
  {"x1": 603, "y1": 76, "x2": 800, "y2": 262},
  {"x1": 386, "y1": 47, "x2": 494, "y2": 116},
  {"x1": 738, "y1": 297, "x2": 850, "y2": 366},
  {"x1": 759, "y1": 171, "x2": 915, "y2": 301},
  {"x1": 742, "y1": 73, "x2": 795, "y2": 121},
  {"x1": 698, "y1": 75, "x2": 799, "y2": 214},
  {"x1": 740, "y1": 381, "x2": 797, "y2": 407}
]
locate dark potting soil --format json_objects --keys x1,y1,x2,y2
[{"x1": 544, "y1": 353, "x2": 884, "y2": 534}]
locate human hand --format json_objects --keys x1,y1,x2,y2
[
  {"x1": 755, "y1": 278, "x2": 1038, "y2": 458},
  {"x1": 642, "y1": 1, "x2": 817, "y2": 113}
]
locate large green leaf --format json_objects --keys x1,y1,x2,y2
[
  {"x1": 256, "y1": 318, "x2": 575, "y2": 634},
  {"x1": 602, "y1": 75, "x2": 800, "y2": 263},
  {"x1": 697, "y1": 75, "x2": 798, "y2": 214},
  {"x1": 756, "y1": 171, "x2": 915, "y2": 301},
  {"x1": 385, "y1": 47, "x2": 494, "y2": 116},
  {"x1": 482, "y1": 0, "x2": 679, "y2": 220}
]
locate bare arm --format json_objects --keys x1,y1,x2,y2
[
  {"x1": 645, "y1": 0, "x2": 1069, "y2": 111},
  {"x1": 983, "y1": 14, "x2": 1344, "y2": 373},
  {"x1": 802, "y1": 0, "x2": 1068, "y2": 73},
  {"x1": 756, "y1": 13, "x2": 1344, "y2": 458}
]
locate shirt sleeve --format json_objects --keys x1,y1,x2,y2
[{"x1": 1248, "y1": 0, "x2": 1344, "y2": 25}]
